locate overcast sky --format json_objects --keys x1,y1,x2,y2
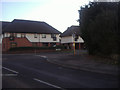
[{"x1": 1, "y1": 0, "x2": 92, "y2": 32}]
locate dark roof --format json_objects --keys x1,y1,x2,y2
[
  {"x1": 60, "y1": 26, "x2": 81, "y2": 37},
  {"x1": 3, "y1": 19, "x2": 61, "y2": 34},
  {"x1": 0, "y1": 21, "x2": 11, "y2": 29}
]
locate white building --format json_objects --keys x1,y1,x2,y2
[
  {"x1": 61, "y1": 26, "x2": 84, "y2": 49},
  {"x1": 1, "y1": 19, "x2": 61, "y2": 51}
]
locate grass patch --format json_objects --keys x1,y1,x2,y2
[{"x1": 89, "y1": 55, "x2": 119, "y2": 65}]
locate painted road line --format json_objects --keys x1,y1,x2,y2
[
  {"x1": 40, "y1": 55, "x2": 47, "y2": 58},
  {"x1": 1, "y1": 74, "x2": 18, "y2": 76},
  {"x1": 2, "y1": 67, "x2": 19, "y2": 74},
  {"x1": 35, "y1": 55, "x2": 47, "y2": 58},
  {"x1": 33, "y1": 78, "x2": 63, "y2": 89}
]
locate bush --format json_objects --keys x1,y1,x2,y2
[
  {"x1": 55, "y1": 45, "x2": 66, "y2": 49},
  {"x1": 9, "y1": 45, "x2": 66, "y2": 51},
  {"x1": 9, "y1": 47, "x2": 54, "y2": 51}
]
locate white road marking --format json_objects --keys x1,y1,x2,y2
[
  {"x1": 2, "y1": 54, "x2": 34, "y2": 56},
  {"x1": 35, "y1": 55, "x2": 47, "y2": 58},
  {"x1": 33, "y1": 78, "x2": 63, "y2": 89},
  {"x1": 40, "y1": 56, "x2": 47, "y2": 58},
  {"x1": 1, "y1": 74, "x2": 18, "y2": 76},
  {"x1": 2, "y1": 67, "x2": 19, "y2": 74}
]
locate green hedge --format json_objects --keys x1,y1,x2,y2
[
  {"x1": 55, "y1": 45, "x2": 65, "y2": 49},
  {"x1": 9, "y1": 45, "x2": 66, "y2": 51}
]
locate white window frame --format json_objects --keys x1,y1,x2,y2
[
  {"x1": 21, "y1": 33, "x2": 26, "y2": 38},
  {"x1": 34, "y1": 33, "x2": 37, "y2": 38},
  {"x1": 42, "y1": 34, "x2": 46, "y2": 38}
]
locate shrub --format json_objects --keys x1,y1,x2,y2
[{"x1": 9, "y1": 45, "x2": 66, "y2": 51}]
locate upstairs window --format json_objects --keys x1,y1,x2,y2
[
  {"x1": 75, "y1": 35, "x2": 79, "y2": 41},
  {"x1": 51, "y1": 34, "x2": 56, "y2": 41},
  {"x1": 51, "y1": 34, "x2": 56, "y2": 38},
  {"x1": 13, "y1": 33, "x2": 17, "y2": 37},
  {"x1": 21, "y1": 33, "x2": 26, "y2": 38},
  {"x1": 10, "y1": 33, "x2": 14, "y2": 37},
  {"x1": 9, "y1": 33, "x2": 14, "y2": 41},
  {"x1": 42, "y1": 34, "x2": 46, "y2": 38},
  {"x1": 5, "y1": 33, "x2": 8, "y2": 37},
  {"x1": 53, "y1": 37, "x2": 57, "y2": 41},
  {"x1": 34, "y1": 34, "x2": 37, "y2": 38}
]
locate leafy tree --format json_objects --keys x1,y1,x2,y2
[{"x1": 79, "y1": 2, "x2": 119, "y2": 56}]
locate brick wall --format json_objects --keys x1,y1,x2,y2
[
  {"x1": 2, "y1": 37, "x2": 61, "y2": 51},
  {"x1": 2, "y1": 37, "x2": 33, "y2": 51}
]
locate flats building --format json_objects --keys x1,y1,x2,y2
[
  {"x1": 61, "y1": 26, "x2": 84, "y2": 49},
  {"x1": 1, "y1": 19, "x2": 61, "y2": 51}
]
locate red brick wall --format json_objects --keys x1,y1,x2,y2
[
  {"x1": 2, "y1": 37, "x2": 61, "y2": 51},
  {"x1": 56, "y1": 43, "x2": 60, "y2": 45},
  {"x1": 2, "y1": 37, "x2": 33, "y2": 51}
]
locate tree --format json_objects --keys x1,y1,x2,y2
[{"x1": 79, "y1": 2, "x2": 119, "y2": 56}]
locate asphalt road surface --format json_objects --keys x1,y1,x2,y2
[{"x1": 2, "y1": 54, "x2": 118, "y2": 89}]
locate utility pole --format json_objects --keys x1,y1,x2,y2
[
  {"x1": 72, "y1": 33, "x2": 76, "y2": 56},
  {"x1": 38, "y1": 33, "x2": 40, "y2": 54}
]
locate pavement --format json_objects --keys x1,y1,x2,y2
[{"x1": 39, "y1": 50, "x2": 118, "y2": 76}]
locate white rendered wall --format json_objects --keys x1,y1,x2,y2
[
  {"x1": 75, "y1": 36, "x2": 84, "y2": 43},
  {"x1": 61, "y1": 36, "x2": 73, "y2": 43},
  {"x1": 26, "y1": 33, "x2": 60, "y2": 43},
  {"x1": 3, "y1": 33, "x2": 60, "y2": 43},
  {"x1": 61, "y1": 36, "x2": 84, "y2": 43}
]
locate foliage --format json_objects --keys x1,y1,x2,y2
[
  {"x1": 9, "y1": 45, "x2": 66, "y2": 51},
  {"x1": 55, "y1": 45, "x2": 66, "y2": 49},
  {"x1": 79, "y1": 2, "x2": 119, "y2": 56}
]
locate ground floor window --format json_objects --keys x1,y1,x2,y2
[
  {"x1": 10, "y1": 42, "x2": 17, "y2": 48},
  {"x1": 42, "y1": 43, "x2": 48, "y2": 47}
]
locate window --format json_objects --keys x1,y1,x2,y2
[
  {"x1": 42, "y1": 43, "x2": 48, "y2": 46},
  {"x1": 21, "y1": 33, "x2": 26, "y2": 38},
  {"x1": 3, "y1": 33, "x2": 5, "y2": 38},
  {"x1": 9, "y1": 33, "x2": 17, "y2": 37},
  {"x1": 53, "y1": 37, "x2": 57, "y2": 41},
  {"x1": 42, "y1": 34, "x2": 46, "y2": 38},
  {"x1": 51, "y1": 34, "x2": 56, "y2": 38},
  {"x1": 59, "y1": 39, "x2": 61, "y2": 42},
  {"x1": 5, "y1": 33, "x2": 8, "y2": 37},
  {"x1": 13, "y1": 33, "x2": 16, "y2": 37},
  {"x1": 75, "y1": 35, "x2": 78, "y2": 41},
  {"x1": 10, "y1": 42, "x2": 17, "y2": 48},
  {"x1": 9, "y1": 33, "x2": 14, "y2": 41},
  {"x1": 10, "y1": 33, "x2": 14, "y2": 37},
  {"x1": 34, "y1": 34, "x2": 37, "y2": 38},
  {"x1": 51, "y1": 34, "x2": 57, "y2": 41}
]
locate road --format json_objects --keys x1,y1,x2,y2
[{"x1": 2, "y1": 54, "x2": 118, "y2": 89}]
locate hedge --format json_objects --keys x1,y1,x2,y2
[{"x1": 9, "y1": 45, "x2": 66, "y2": 51}]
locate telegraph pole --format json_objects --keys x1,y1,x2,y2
[{"x1": 72, "y1": 33, "x2": 76, "y2": 56}]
